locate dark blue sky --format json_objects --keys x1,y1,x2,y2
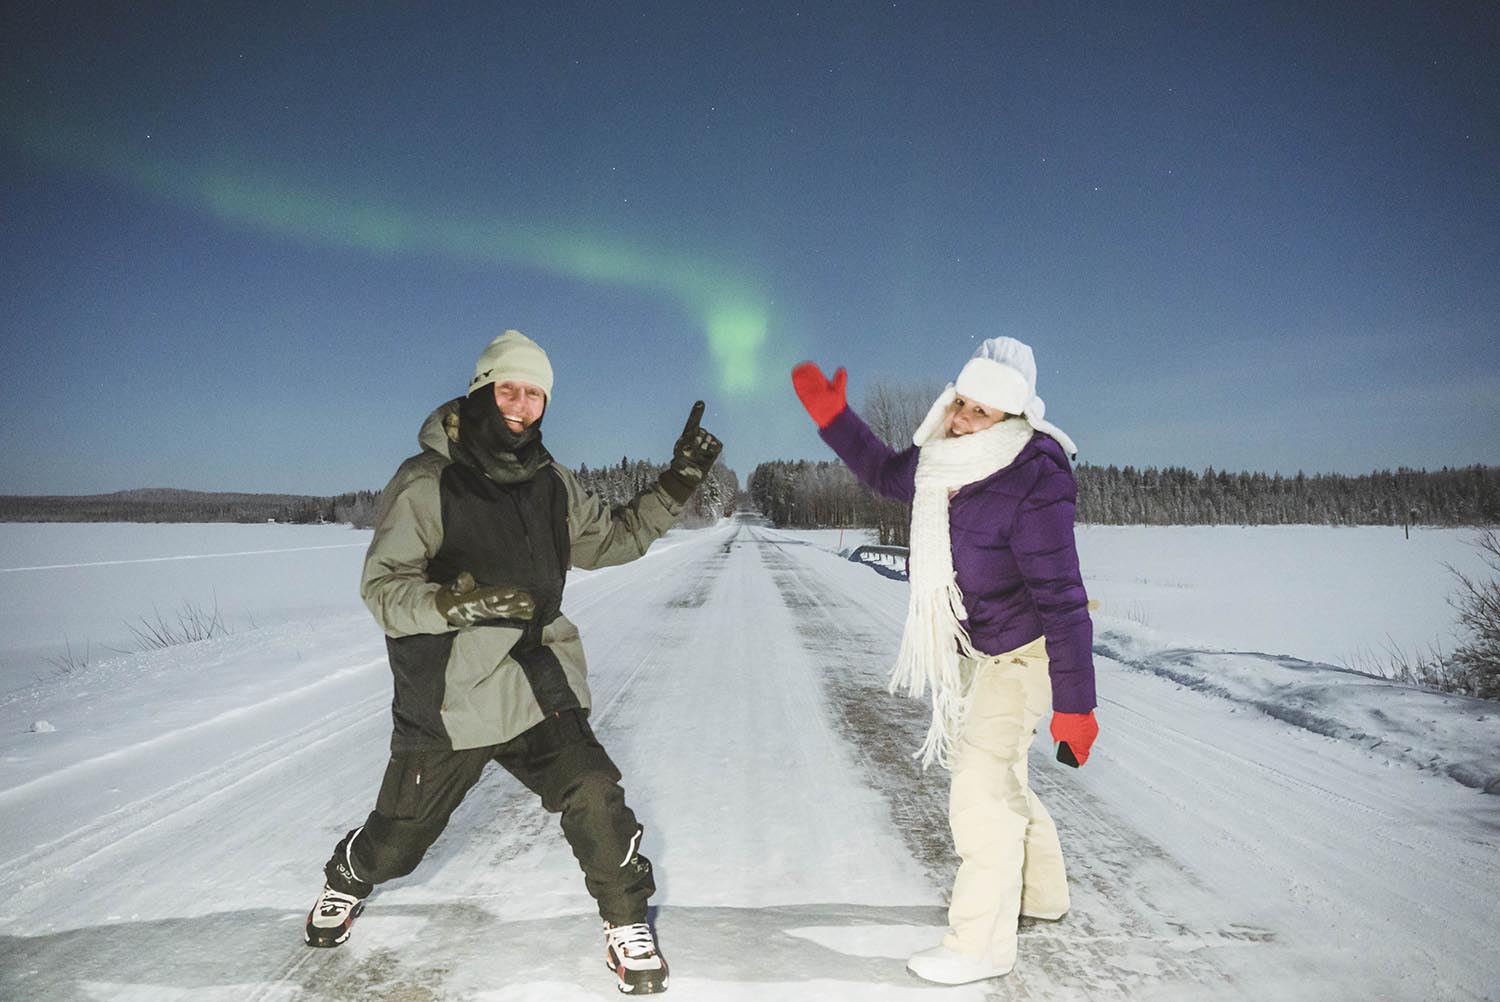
[{"x1": 3, "y1": 2, "x2": 1496, "y2": 495}]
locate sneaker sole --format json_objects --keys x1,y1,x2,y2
[
  {"x1": 615, "y1": 971, "x2": 668, "y2": 994},
  {"x1": 608, "y1": 952, "x2": 669, "y2": 994},
  {"x1": 905, "y1": 962, "x2": 1011, "y2": 986},
  {"x1": 304, "y1": 902, "x2": 364, "y2": 948}
]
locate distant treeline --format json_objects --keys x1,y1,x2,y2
[
  {"x1": 0, "y1": 460, "x2": 742, "y2": 529},
  {"x1": 0, "y1": 488, "x2": 374, "y2": 526},
  {"x1": 751, "y1": 378, "x2": 1500, "y2": 537},
  {"x1": 749, "y1": 460, "x2": 1500, "y2": 539},
  {"x1": 1077, "y1": 463, "x2": 1500, "y2": 526},
  {"x1": 574, "y1": 458, "x2": 740, "y2": 528},
  {"x1": 12, "y1": 460, "x2": 1491, "y2": 532}
]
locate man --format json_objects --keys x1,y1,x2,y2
[{"x1": 305, "y1": 329, "x2": 721, "y2": 996}]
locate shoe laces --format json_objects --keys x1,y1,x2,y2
[
  {"x1": 318, "y1": 886, "x2": 362, "y2": 917},
  {"x1": 606, "y1": 922, "x2": 657, "y2": 957}
]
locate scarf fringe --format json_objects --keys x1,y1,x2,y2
[{"x1": 888, "y1": 580, "x2": 982, "y2": 768}]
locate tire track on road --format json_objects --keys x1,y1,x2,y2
[
  {"x1": 261, "y1": 523, "x2": 740, "y2": 1000},
  {"x1": 755, "y1": 530, "x2": 1259, "y2": 1001}
]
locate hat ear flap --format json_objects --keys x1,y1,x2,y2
[{"x1": 913, "y1": 385, "x2": 956, "y2": 446}]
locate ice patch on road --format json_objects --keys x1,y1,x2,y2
[
  {"x1": 79, "y1": 983, "x2": 290, "y2": 1002},
  {"x1": 476, "y1": 979, "x2": 992, "y2": 1001},
  {"x1": 473, "y1": 984, "x2": 597, "y2": 1002},
  {"x1": 785, "y1": 922, "x2": 945, "y2": 960}
]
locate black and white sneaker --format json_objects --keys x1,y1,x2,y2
[
  {"x1": 304, "y1": 883, "x2": 365, "y2": 947},
  {"x1": 605, "y1": 921, "x2": 669, "y2": 994}
]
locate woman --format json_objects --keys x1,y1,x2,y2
[{"x1": 791, "y1": 336, "x2": 1099, "y2": 986}]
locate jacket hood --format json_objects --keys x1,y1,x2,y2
[
  {"x1": 418, "y1": 398, "x2": 462, "y2": 459},
  {"x1": 1026, "y1": 431, "x2": 1073, "y2": 474}
]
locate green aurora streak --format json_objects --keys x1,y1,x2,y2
[{"x1": 11, "y1": 120, "x2": 769, "y2": 394}]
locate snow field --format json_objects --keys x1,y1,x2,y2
[{"x1": 0, "y1": 518, "x2": 1496, "y2": 1000}]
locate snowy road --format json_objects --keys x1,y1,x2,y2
[{"x1": 2, "y1": 515, "x2": 1497, "y2": 1001}]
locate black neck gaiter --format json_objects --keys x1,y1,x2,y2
[{"x1": 453, "y1": 387, "x2": 552, "y2": 484}]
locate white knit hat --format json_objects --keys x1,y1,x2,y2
[
  {"x1": 954, "y1": 336, "x2": 1037, "y2": 415},
  {"x1": 912, "y1": 336, "x2": 1078, "y2": 458},
  {"x1": 469, "y1": 330, "x2": 554, "y2": 398}
]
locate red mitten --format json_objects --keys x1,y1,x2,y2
[
  {"x1": 791, "y1": 362, "x2": 848, "y2": 429},
  {"x1": 1050, "y1": 710, "x2": 1099, "y2": 768}
]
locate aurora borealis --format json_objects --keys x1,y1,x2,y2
[{"x1": 12, "y1": 116, "x2": 771, "y2": 394}]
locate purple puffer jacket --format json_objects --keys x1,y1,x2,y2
[{"x1": 821, "y1": 407, "x2": 1097, "y2": 714}]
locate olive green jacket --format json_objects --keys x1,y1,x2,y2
[{"x1": 360, "y1": 400, "x2": 684, "y2": 749}]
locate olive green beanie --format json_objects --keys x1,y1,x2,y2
[{"x1": 469, "y1": 330, "x2": 554, "y2": 399}]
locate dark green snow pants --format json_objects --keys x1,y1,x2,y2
[{"x1": 324, "y1": 709, "x2": 654, "y2": 925}]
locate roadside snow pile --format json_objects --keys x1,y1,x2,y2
[{"x1": 1097, "y1": 621, "x2": 1500, "y2": 794}]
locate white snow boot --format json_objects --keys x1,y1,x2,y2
[
  {"x1": 605, "y1": 921, "x2": 669, "y2": 994},
  {"x1": 906, "y1": 943, "x2": 1013, "y2": 985},
  {"x1": 304, "y1": 883, "x2": 365, "y2": 948}
]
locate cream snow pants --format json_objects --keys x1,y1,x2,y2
[{"x1": 942, "y1": 635, "x2": 1070, "y2": 968}]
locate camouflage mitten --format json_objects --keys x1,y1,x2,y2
[
  {"x1": 658, "y1": 400, "x2": 723, "y2": 503},
  {"x1": 434, "y1": 571, "x2": 536, "y2": 628}
]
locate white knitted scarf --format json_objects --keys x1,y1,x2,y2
[{"x1": 890, "y1": 411, "x2": 1037, "y2": 769}]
